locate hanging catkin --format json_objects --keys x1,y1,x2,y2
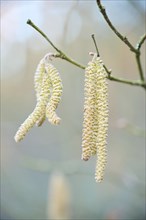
[
  {"x1": 94, "y1": 56, "x2": 108, "y2": 183},
  {"x1": 82, "y1": 53, "x2": 108, "y2": 182},
  {"x1": 81, "y1": 60, "x2": 98, "y2": 161},
  {"x1": 34, "y1": 57, "x2": 51, "y2": 127},
  {"x1": 45, "y1": 63, "x2": 63, "y2": 125},
  {"x1": 14, "y1": 71, "x2": 51, "y2": 142},
  {"x1": 14, "y1": 53, "x2": 63, "y2": 142}
]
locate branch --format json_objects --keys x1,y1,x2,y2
[
  {"x1": 27, "y1": 19, "x2": 85, "y2": 69},
  {"x1": 109, "y1": 75, "x2": 146, "y2": 89},
  {"x1": 96, "y1": 0, "x2": 145, "y2": 85},
  {"x1": 96, "y1": 0, "x2": 137, "y2": 53},
  {"x1": 91, "y1": 34, "x2": 146, "y2": 89},
  {"x1": 136, "y1": 34, "x2": 146, "y2": 51},
  {"x1": 135, "y1": 34, "x2": 146, "y2": 81},
  {"x1": 27, "y1": 19, "x2": 146, "y2": 90},
  {"x1": 91, "y1": 34, "x2": 100, "y2": 56}
]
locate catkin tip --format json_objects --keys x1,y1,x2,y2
[
  {"x1": 95, "y1": 176, "x2": 103, "y2": 183},
  {"x1": 48, "y1": 117, "x2": 61, "y2": 125},
  {"x1": 81, "y1": 155, "x2": 90, "y2": 161},
  {"x1": 14, "y1": 135, "x2": 22, "y2": 143}
]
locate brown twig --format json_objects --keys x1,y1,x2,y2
[
  {"x1": 96, "y1": 0, "x2": 145, "y2": 86},
  {"x1": 27, "y1": 19, "x2": 85, "y2": 69},
  {"x1": 27, "y1": 19, "x2": 146, "y2": 90},
  {"x1": 96, "y1": 0, "x2": 137, "y2": 53}
]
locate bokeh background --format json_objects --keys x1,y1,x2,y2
[{"x1": 1, "y1": 0, "x2": 145, "y2": 219}]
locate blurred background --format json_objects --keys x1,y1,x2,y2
[{"x1": 1, "y1": 0, "x2": 145, "y2": 219}]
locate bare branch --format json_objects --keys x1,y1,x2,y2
[
  {"x1": 91, "y1": 34, "x2": 100, "y2": 56},
  {"x1": 96, "y1": 0, "x2": 145, "y2": 85},
  {"x1": 27, "y1": 19, "x2": 85, "y2": 70},
  {"x1": 109, "y1": 75, "x2": 146, "y2": 89},
  {"x1": 135, "y1": 34, "x2": 146, "y2": 81},
  {"x1": 27, "y1": 19, "x2": 146, "y2": 90},
  {"x1": 136, "y1": 34, "x2": 146, "y2": 51},
  {"x1": 96, "y1": 0, "x2": 137, "y2": 53}
]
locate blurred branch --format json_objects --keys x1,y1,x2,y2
[
  {"x1": 96, "y1": 0, "x2": 146, "y2": 88},
  {"x1": 127, "y1": 0, "x2": 145, "y2": 19},
  {"x1": 62, "y1": 1, "x2": 79, "y2": 44},
  {"x1": 27, "y1": 19, "x2": 146, "y2": 89}
]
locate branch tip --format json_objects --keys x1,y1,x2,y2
[
  {"x1": 27, "y1": 19, "x2": 31, "y2": 24},
  {"x1": 91, "y1": 34, "x2": 100, "y2": 57}
]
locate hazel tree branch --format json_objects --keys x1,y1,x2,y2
[
  {"x1": 27, "y1": 19, "x2": 146, "y2": 89},
  {"x1": 27, "y1": 19, "x2": 85, "y2": 70},
  {"x1": 108, "y1": 76, "x2": 145, "y2": 88},
  {"x1": 96, "y1": 0, "x2": 146, "y2": 84},
  {"x1": 91, "y1": 34, "x2": 146, "y2": 89},
  {"x1": 136, "y1": 34, "x2": 146, "y2": 51},
  {"x1": 91, "y1": 34, "x2": 100, "y2": 56},
  {"x1": 135, "y1": 34, "x2": 146, "y2": 81},
  {"x1": 96, "y1": 0, "x2": 137, "y2": 53}
]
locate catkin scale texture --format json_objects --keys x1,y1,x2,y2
[
  {"x1": 45, "y1": 63, "x2": 63, "y2": 125},
  {"x1": 14, "y1": 72, "x2": 51, "y2": 142},
  {"x1": 34, "y1": 59, "x2": 46, "y2": 100},
  {"x1": 94, "y1": 58, "x2": 108, "y2": 182},
  {"x1": 34, "y1": 58, "x2": 51, "y2": 126},
  {"x1": 14, "y1": 54, "x2": 63, "y2": 142},
  {"x1": 82, "y1": 61, "x2": 98, "y2": 161},
  {"x1": 82, "y1": 54, "x2": 108, "y2": 182}
]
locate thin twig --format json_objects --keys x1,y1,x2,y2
[
  {"x1": 27, "y1": 19, "x2": 146, "y2": 89},
  {"x1": 109, "y1": 76, "x2": 146, "y2": 89},
  {"x1": 27, "y1": 19, "x2": 85, "y2": 69},
  {"x1": 136, "y1": 34, "x2": 146, "y2": 51},
  {"x1": 135, "y1": 34, "x2": 146, "y2": 81},
  {"x1": 96, "y1": 0, "x2": 145, "y2": 85},
  {"x1": 135, "y1": 53, "x2": 144, "y2": 81},
  {"x1": 96, "y1": 0, "x2": 137, "y2": 53},
  {"x1": 91, "y1": 34, "x2": 100, "y2": 56}
]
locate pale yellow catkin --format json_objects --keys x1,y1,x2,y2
[
  {"x1": 34, "y1": 58, "x2": 51, "y2": 126},
  {"x1": 81, "y1": 53, "x2": 108, "y2": 182},
  {"x1": 14, "y1": 72, "x2": 51, "y2": 142},
  {"x1": 34, "y1": 58, "x2": 46, "y2": 98},
  {"x1": 45, "y1": 63, "x2": 63, "y2": 125},
  {"x1": 81, "y1": 58, "x2": 99, "y2": 161},
  {"x1": 94, "y1": 57, "x2": 108, "y2": 183}
]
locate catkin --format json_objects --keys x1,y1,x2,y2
[
  {"x1": 82, "y1": 53, "x2": 108, "y2": 182},
  {"x1": 94, "y1": 57, "x2": 108, "y2": 182},
  {"x1": 34, "y1": 58, "x2": 46, "y2": 98},
  {"x1": 81, "y1": 61, "x2": 98, "y2": 161},
  {"x1": 14, "y1": 72, "x2": 51, "y2": 142},
  {"x1": 14, "y1": 53, "x2": 63, "y2": 142},
  {"x1": 45, "y1": 63, "x2": 63, "y2": 125},
  {"x1": 34, "y1": 58, "x2": 51, "y2": 126}
]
